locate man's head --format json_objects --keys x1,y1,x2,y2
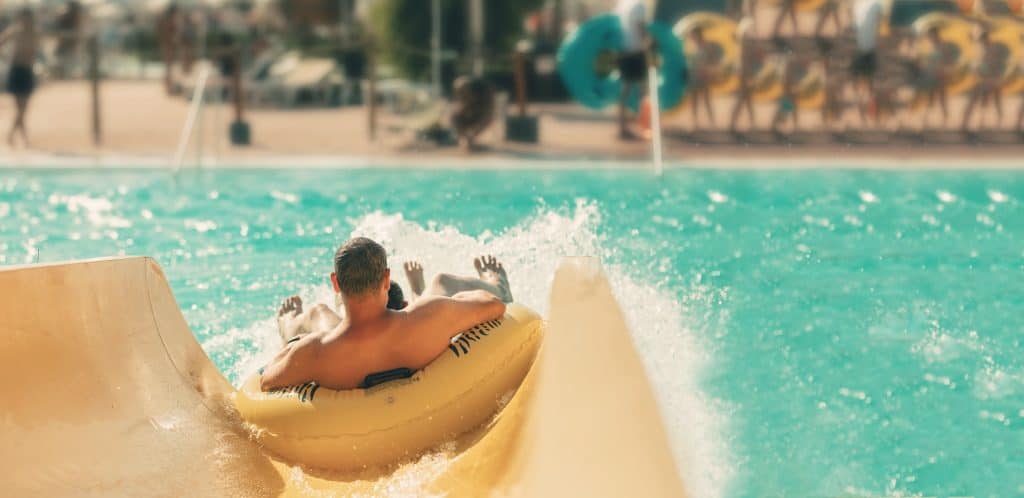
[{"x1": 331, "y1": 237, "x2": 389, "y2": 302}]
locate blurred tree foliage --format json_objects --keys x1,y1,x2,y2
[{"x1": 369, "y1": 0, "x2": 544, "y2": 80}]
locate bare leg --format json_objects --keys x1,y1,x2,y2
[
  {"x1": 702, "y1": 89, "x2": 715, "y2": 128},
  {"x1": 1017, "y1": 94, "x2": 1024, "y2": 131},
  {"x1": 422, "y1": 255, "x2": 513, "y2": 303},
  {"x1": 814, "y1": 4, "x2": 838, "y2": 39},
  {"x1": 276, "y1": 296, "x2": 342, "y2": 343},
  {"x1": 745, "y1": 92, "x2": 755, "y2": 127},
  {"x1": 9, "y1": 95, "x2": 28, "y2": 146},
  {"x1": 729, "y1": 89, "x2": 748, "y2": 132},
  {"x1": 939, "y1": 86, "x2": 948, "y2": 128},
  {"x1": 772, "y1": 3, "x2": 792, "y2": 39},
  {"x1": 690, "y1": 88, "x2": 701, "y2": 128},
  {"x1": 15, "y1": 96, "x2": 29, "y2": 146},
  {"x1": 993, "y1": 90, "x2": 1003, "y2": 127},
  {"x1": 619, "y1": 82, "x2": 637, "y2": 139},
  {"x1": 926, "y1": 90, "x2": 936, "y2": 128}
]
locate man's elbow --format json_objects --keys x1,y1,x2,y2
[
  {"x1": 259, "y1": 372, "x2": 278, "y2": 392},
  {"x1": 259, "y1": 363, "x2": 290, "y2": 392}
]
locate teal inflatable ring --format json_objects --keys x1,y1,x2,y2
[{"x1": 557, "y1": 15, "x2": 687, "y2": 111}]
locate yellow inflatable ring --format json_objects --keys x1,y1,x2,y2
[
  {"x1": 673, "y1": 12, "x2": 740, "y2": 98},
  {"x1": 794, "y1": 63, "x2": 826, "y2": 109},
  {"x1": 986, "y1": 17, "x2": 1024, "y2": 94},
  {"x1": 763, "y1": 0, "x2": 827, "y2": 13},
  {"x1": 234, "y1": 303, "x2": 544, "y2": 471},
  {"x1": 913, "y1": 13, "x2": 978, "y2": 96},
  {"x1": 751, "y1": 59, "x2": 784, "y2": 103}
]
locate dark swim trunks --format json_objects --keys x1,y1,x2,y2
[
  {"x1": 618, "y1": 51, "x2": 647, "y2": 82},
  {"x1": 851, "y1": 51, "x2": 877, "y2": 78},
  {"x1": 7, "y1": 64, "x2": 35, "y2": 97}
]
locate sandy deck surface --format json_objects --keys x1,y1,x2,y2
[{"x1": 0, "y1": 80, "x2": 1021, "y2": 169}]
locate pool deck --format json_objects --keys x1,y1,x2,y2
[{"x1": 0, "y1": 80, "x2": 1022, "y2": 169}]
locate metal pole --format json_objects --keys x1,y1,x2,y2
[
  {"x1": 469, "y1": 0, "x2": 484, "y2": 76},
  {"x1": 89, "y1": 35, "x2": 101, "y2": 146},
  {"x1": 431, "y1": 0, "x2": 441, "y2": 97},
  {"x1": 367, "y1": 37, "x2": 377, "y2": 141},
  {"x1": 173, "y1": 66, "x2": 210, "y2": 172},
  {"x1": 195, "y1": 12, "x2": 207, "y2": 168},
  {"x1": 647, "y1": 65, "x2": 663, "y2": 177}
]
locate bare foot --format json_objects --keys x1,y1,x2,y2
[
  {"x1": 403, "y1": 261, "x2": 426, "y2": 298},
  {"x1": 278, "y1": 295, "x2": 303, "y2": 317},
  {"x1": 276, "y1": 296, "x2": 305, "y2": 342},
  {"x1": 474, "y1": 255, "x2": 513, "y2": 303}
]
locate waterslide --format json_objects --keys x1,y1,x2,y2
[{"x1": 0, "y1": 257, "x2": 686, "y2": 497}]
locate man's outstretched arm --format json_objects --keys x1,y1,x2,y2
[{"x1": 396, "y1": 290, "x2": 506, "y2": 369}]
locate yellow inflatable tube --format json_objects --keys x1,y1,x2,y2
[
  {"x1": 913, "y1": 13, "x2": 978, "y2": 96},
  {"x1": 673, "y1": 12, "x2": 740, "y2": 98},
  {"x1": 764, "y1": 0, "x2": 826, "y2": 13},
  {"x1": 234, "y1": 303, "x2": 544, "y2": 471}
]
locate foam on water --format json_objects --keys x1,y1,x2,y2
[{"x1": 208, "y1": 203, "x2": 731, "y2": 498}]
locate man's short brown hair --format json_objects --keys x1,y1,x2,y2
[{"x1": 334, "y1": 237, "x2": 388, "y2": 296}]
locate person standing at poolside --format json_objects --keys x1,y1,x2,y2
[
  {"x1": 771, "y1": 52, "x2": 806, "y2": 137},
  {"x1": 53, "y1": 1, "x2": 84, "y2": 79},
  {"x1": 262, "y1": 238, "x2": 512, "y2": 391},
  {"x1": 0, "y1": 9, "x2": 39, "y2": 148},
  {"x1": 919, "y1": 26, "x2": 954, "y2": 128},
  {"x1": 850, "y1": 0, "x2": 883, "y2": 126},
  {"x1": 157, "y1": 3, "x2": 180, "y2": 95},
  {"x1": 961, "y1": 28, "x2": 1008, "y2": 133},
  {"x1": 687, "y1": 27, "x2": 717, "y2": 130},
  {"x1": 729, "y1": 18, "x2": 763, "y2": 135},
  {"x1": 615, "y1": 0, "x2": 649, "y2": 140}
]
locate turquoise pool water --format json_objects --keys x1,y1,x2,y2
[{"x1": 1, "y1": 168, "x2": 1022, "y2": 498}]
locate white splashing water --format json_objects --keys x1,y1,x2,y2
[{"x1": 213, "y1": 202, "x2": 732, "y2": 498}]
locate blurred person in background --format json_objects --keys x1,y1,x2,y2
[
  {"x1": 53, "y1": 1, "x2": 84, "y2": 79},
  {"x1": 158, "y1": 3, "x2": 181, "y2": 94},
  {"x1": 770, "y1": 52, "x2": 804, "y2": 137},
  {"x1": 919, "y1": 26, "x2": 953, "y2": 128},
  {"x1": 687, "y1": 27, "x2": 717, "y2": 130},
  {"x1": 0, "y1": 9, "x2": 39, "y2": 148},
  {"x1": 851, "y1": 0, "x2": 884, "y2": 125},
  {"x1": 729, "y1": 18, "x2": 764, "y2": 135},
  {"x1": 615, "y1": 0, "x2": 648, "y2": 140},
  {"x1": 450, "y1": 76, "x2": 496, "y2": 152},
  {"x1": 820, "y1": 42, "x2": 845, "y2": 131},
  {"x1": 961, "y1": 28, "x2": 1008, "y2": 133},
  {"x1": 180, "y1": 9, "x2": 200, "y2": 76}
]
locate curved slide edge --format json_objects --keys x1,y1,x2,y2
[
  {"x1": 0, "y1": 257, "x2": 286, "y2": 497},
  {"x1": 0, "y1": 256, "x2": 685, "y2": 497}
]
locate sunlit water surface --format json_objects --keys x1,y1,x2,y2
[{"x1": 1, "y1": 168, "x2": 1022, "y2": 498}]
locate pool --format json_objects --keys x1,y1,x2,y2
[{"x1": 1, "y1": 168, "x2": 1021, "y2": 498}]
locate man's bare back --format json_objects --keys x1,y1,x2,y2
[{"x1": 261, "y1": 242, "x2": 512, "y2": 392}]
